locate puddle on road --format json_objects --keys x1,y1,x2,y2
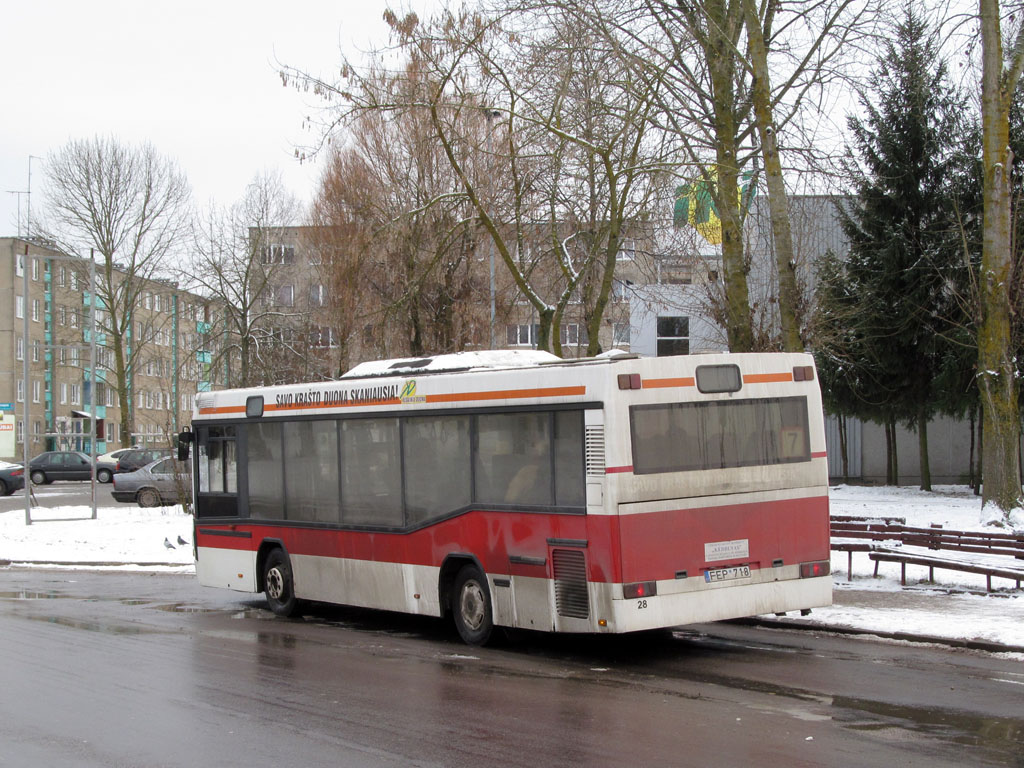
[
  {"x1": 0, "y1": 590, "x2": 72, "y2": 600},
  {"x1": 152, "y1": 603, "x2": 216, "y2": 614},
  {"x1": 833, "y1": 695, "x2": 1024, "y2": 757},
  {"x1": 22, "y1": 613, "x2": 158, "y2": 635}
]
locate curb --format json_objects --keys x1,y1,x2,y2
[{"x1": 731, "y1": 616, "x2": 1024, "y2": 655}]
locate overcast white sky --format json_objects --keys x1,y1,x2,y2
[{"x1": 1, "y1": 1, "x2": 439, "y2": 239}]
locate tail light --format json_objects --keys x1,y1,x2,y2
[
  {"x1": 800, "y1": 561, "x2": 830, "y2": 578},
  {"x1": 623, "y1": 581, "x2": 657, "y2": 599},
  {"x1": 11, "y1": 468, "x2": 23, "y2": 477}
]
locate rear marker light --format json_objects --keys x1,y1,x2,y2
[
  {"x1": 623, "y1": 581, "x2": 657, "y2": 599},
  {"x1": 800, "y1": 561, "x2": 830, "y2": 578},
  {"x1": 617, "y1": 373, "x2": 642, "y2": 390},
  {"x1": 793, "y1": 365, "x2": 815, "y2": 382}
]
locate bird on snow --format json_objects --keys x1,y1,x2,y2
[
  {"x1": 164, "y1": 537, "x2": 176, "y2": 550},
  {"x1": 177, "y1": 535, "x2": 189, "y2": 546}
]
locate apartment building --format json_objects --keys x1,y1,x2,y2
[{"x1": 1, "y1": 237, "x2": 220, "y2": 462}]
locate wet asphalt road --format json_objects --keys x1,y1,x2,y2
[{"x1": 0, "y1": 569, "x2": 1022, "y2": 767}]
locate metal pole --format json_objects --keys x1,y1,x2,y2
[
  {"x1": 89, "y1": 253, "x2": 97, "y2": 519},
  {"x1": 22, "y1": 156, "x2": 35, "y2": 525},
  {"x1": 22, "y1": 244, "x2": 31, "y2": 526}
]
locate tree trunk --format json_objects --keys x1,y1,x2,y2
[
  {"x1": 707, "y1": 0, "x2": 753, "y2": 352},
  {"x1": 978, "y1": 0, "x2": 1023, "y2": 519},
  {"x1": 968, "y1": 405, "x2": 977, "y2": 493},
  {"x1": 742, "y1": 0, "x2": 802, "y2": 352},
  {"x1": 917, "y1": 408, "x2": 931, "y2": 492},
  {"x1": 838, "y1": 413, "x2": 849, "y2": 484}
]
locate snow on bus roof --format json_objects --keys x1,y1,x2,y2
[{"x1": 342, "y1": 350, "x2": 562, "y2": 378}]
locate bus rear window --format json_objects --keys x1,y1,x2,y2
[{"x1": 630, "y1": 396, "x2": 810, "y2": 474}]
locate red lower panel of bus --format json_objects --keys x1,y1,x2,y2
[
  {"x1": 195, "y1": 494, "x2": 828, "y2": 585},
  {"x1": 614, "y1": 495, "x2": 830, "y2": 583}
]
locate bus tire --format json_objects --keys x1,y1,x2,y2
[
  {"x1": 452, "y1": 564, "x2": 493, "y2": 646},
  {"x1": 264, "y1": 548, "x2": 299, "y2": 617}
]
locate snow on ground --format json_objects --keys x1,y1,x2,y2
[
  {"x1": 0, "y1": 484, "x2": 1021, "y2": 649},
  {"x1": 0, "y1": 503, "x2": 194, "y2": 569}
]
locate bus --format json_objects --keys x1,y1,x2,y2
[{"x1": 180, "y1": 350, "x2": 831, "y2": 645}]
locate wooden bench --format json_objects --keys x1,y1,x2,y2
[{"x1": 868, "y1": 550, "x2": 1024, "y2": 592}]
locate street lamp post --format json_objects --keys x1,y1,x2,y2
[{"x1": 483, "y1": 109, "x2": 501, "y2": 349}]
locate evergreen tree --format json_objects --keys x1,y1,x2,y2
[{"x1": 831, "y1": 6, "x2": 967, "y2": 489}]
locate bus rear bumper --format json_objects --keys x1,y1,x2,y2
[{"x1": 598, "y1": 575, "x2": 833, "y2": 634}]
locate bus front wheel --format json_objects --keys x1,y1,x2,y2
[
  {"x1": 452, "y1": 564, "x2": 493, "y2": 646},
  {"x1": 264, "y1": 549, "x2": 298, "y2": 617}
]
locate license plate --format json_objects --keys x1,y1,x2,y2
[{"x1": 704, "y1": 565, "x2": 751, "y2": 583}]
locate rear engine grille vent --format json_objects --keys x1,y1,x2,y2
[
  {"x1": 585, "y1": 425, "x2": 606, "y2": 476},
  {"x1": 552, "y1": 549, "x2": 590, "y2": 619}
]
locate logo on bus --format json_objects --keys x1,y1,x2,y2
[{"x1": 400, "y1": 380, "x2": 426, "y2": 404}]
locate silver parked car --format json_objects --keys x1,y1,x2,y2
[{"x1": 111, "y1": 457, "x2": 191, "y2": 507}]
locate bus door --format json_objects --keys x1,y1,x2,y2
[{"x1": 195, "y1": 425, "x2": 239, "y2": 518}]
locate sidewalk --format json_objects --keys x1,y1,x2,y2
[{"x1": 749, "y1": 584, "x2": 1024, "y2": 654}]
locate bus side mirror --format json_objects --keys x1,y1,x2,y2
[{"x1": 177, "y1": 428, "x2": 193, "y2": 461}]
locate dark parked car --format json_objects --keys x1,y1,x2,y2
[
  {"x1": 115, "y1": 448, "x2": 171, "y2": 476},
  {"x1": 0, "y1": 462, "x2": 25, "y2": 495},
  {"x1": 95, "y1": 446, "x2": 142, "y2": 483},
  {"x1": 28, "y1": 451, "x2": 94, "y2": 484},
  {"x1": 112, "y1": 457, "x2": 191, "y2": 507}
]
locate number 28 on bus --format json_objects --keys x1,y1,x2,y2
[{"x1": 179, "y1": 351, "x2": 831, "y2": 645}]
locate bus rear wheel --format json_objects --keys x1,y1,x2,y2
[
  {"x1": 452, "y1": 564, "x2": 493, "y2": 646},
  {"x1": 264, "y1": 549, "x2": 298, "y2": 617}
]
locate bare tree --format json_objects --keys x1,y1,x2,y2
[
  {"x1": 189, "y1": 171, "x2": 301, "y2": 388},
  {"x1": 307, "y1": 65, "x2": 493, "y2": 364},
  {"x1": 41, "y1": 136, "x2": 191, "y2": 447},
  {"x1": 282, "y1": 4, "x2": 668, "y2": 356}
]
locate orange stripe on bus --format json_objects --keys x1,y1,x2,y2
[
  {"x1": 426, "y1": 385, "x2": 586, "y2": 403},
  {"x1": 641, "y1": 377, "x2": 695, "y2": 389},
  {"x1": 743, "y1": 372, "x2": 793, "y2": 384},
  {"x1": 197, "y1": 406, "x2": 247, "y2": 415}
]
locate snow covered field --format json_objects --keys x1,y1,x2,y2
[{"x1": 1, "y1": 484, "x2": 1021, "y2": 648}]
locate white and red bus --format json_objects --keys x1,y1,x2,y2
[{"x1": 181, "y1": 350, "x2": 831, "y2": 644}]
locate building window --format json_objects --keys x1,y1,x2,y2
[
  {"x1": 16, "y1": 379, "x2": 24, "y2": 402},
  {"x1": 70, "y1": 348, "x2": 80, "y2": 368},
  {"x1": 32, "y1": 258, "x2": 40, "y2": 281},
  {"x1": 70, "y1": 271, "x2": 78, "y2": 291},
  {"x1": 656, "y1": 316, "x2": 689, "y2": 357},
  {"x1": 613, "y1": 322, "x2": 631, "y2": 347},
  {"x1": 309, "y1": 284, "x2": 327, "y2": 307},
  {"x1": 276, "y1": 284, "x2": 294, "y2": 307},
  {"x1": 59, "y1": 266, "x2": 66, "y2": 287},
  {"x1": 15, "y1": 295, "x2": 24, "y2": 319},
  {"x1": 32, "y1": 299, "x2": 40, "y2": 322},
  {"x1": 559, "y1": 324, "x2": 587, "y2": 347},
  {"x1": 261, "y1": 245, "x2": 295, "y2": 264},
  {"x1": 60, "y1": 383, "x2": 68, "y2": 405},
  {"x1": 15, "y1": 336, "x2": 24, "y2": 361},
  {"x1": 32, "y1": 340, "x2": 40, "y2": 362},
  {"x1": 506, "y1": 323, "x2": 538, "y2": 347},
  {"x1": 32, "y1": 380, "x2": 41, "y2": 403},
  {"x1": 617, "y1": 238, "x2": 636, "y2": 261},
  {"x1": 16, "y1": 254, "x2": 24, "y2": 277},
  {"x1": 71, "y1": 384, "x2": 81, "y2": 405}
]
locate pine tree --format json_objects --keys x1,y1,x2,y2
[{"x1": 830, "y1": 6, "x2": 967, "y2": 489}]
